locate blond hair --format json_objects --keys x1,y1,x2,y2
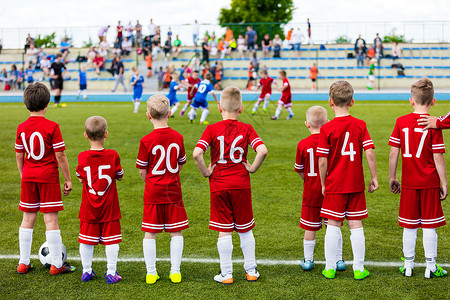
[
  {"x1": 85, "y1": 116, "x2": 107, "y2": 141},
  {"x1": 411, "y1": 77, "x2": 434, "y2": 106},
  {"x1": 329, "y1": 80, "x2": 354, "y2": 107},
  {"x1": 306, "y1": 106, "x2": 327, "y2": 129},
  {"x1": 147, "y1": 94, "x2": 170, "y2": 119},
  {"x1": 220, "y1": 86, "x2": 242, "y2": 113}
]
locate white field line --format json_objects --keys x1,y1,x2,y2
[{"x1": 1, "y1": 255, "x2": 448, "y2": 268}]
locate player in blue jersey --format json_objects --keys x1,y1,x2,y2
[
  {"x1": 25, "y1": 65, "x2": 34, "y2": 85},
  {"x1": 167, "y1": 72, "x2": 181, "y2": 117},
  {"x1": 131, "y1": 67, "x2": 145, "y2": 113},
  {"x1": 187, "y1": 73, "x2": 218, "y2": 124},
  {"x1": 77, "y1": 65, "x2": 88, "y2": 100}
]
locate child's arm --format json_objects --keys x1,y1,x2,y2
[
  {"x1": 55, "y1": 151, "x2": 72, "y2": 196},
  {"x1": 318, "y1": 157, "x2": 327, "y2": 195},
  {"x1": 193, "y1": 147, "x2": 216, "y2": 177},
  {"x1": 388, "y1": 147, "x2": 401, "y2": 194},
  {"x1": 298, "y1": 172, "x2": 305, "y2": 180},
  {"x1": 16, "y1": 152, "x2": 24, "y2": 178},
  {"x1": 433, "y1": 153, "x2": 448, "y2": 200},
  {"x1": 139, "y1": 169, "x2": 147, "y2": 181},
  {"x1": 242, "y1": 144, "x2": 268, "y2": 173},
  {"x1": 211, "y1": 91, "x2": 219, "y2": 104},
  {"x1": 279, "y1": 83, "x2": 287, "y2": 92},
  {"x1": 365, "y1": 148, "x2": 378, "y2": 193}
]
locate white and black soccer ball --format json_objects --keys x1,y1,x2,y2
[{"x1": 38, "y1": 241, "x2": 67, "y2": 268}]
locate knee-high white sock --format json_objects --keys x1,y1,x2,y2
[
  {"x1": 324, "y1": 225, "x2": 340, "y2": 270},
  {"x1": 263, "y1": 99, "x2": 269, "y2": 109},
  {"x1": 170, "y1": 236, "x2": 183, "y2": 274},
  {"x1": 336, "y1": 228, "x2": 343, "y2": 261},
  {"x1": 181, "y1": 103, "x2": 189, "y2": 113},
  {"x1": 423, "y1": 228, "x2": 438, "y2": 272},
  {"x1": 287, "y1": 107, "x2": 294, "y2": 115},
  {"x1": 134, "y1": 101, "x2": 140, "y2": 112},
  {"x1": 252, "y1": 102, "x2": 260, "y2": 112},
  {"x1": 143, "y1": 238, "x2": 157, "y2": 275},
  {"x1": 19, "y1": 227, "x2": 33, "y2": 265},
  {"x1": 105, "y1": 244, "x2": 119, "y2": 275},
  {"x1": 46, "y1": 230, "x2": 63, "y2": 268},
  {"x1": 238, "y1": 230, "x2": 256, "y2": 272},
  {"x1": 350, "y1": 227, "x2": 365, "y2": 272},
  {"x1": 402, "y1": 228, "x2": 417, "y2": 268},
  {"x1": 77, "y1": 89, "x2": 81, "y2": 97},
  {"x1": 274, "y1": 105, "x2": 282, "y2": 118},
  {"x1": 188, "y1": 108, "x2": 196, "y2": 121},
  {"x1": 368, "y1": 81, "x2": 373, "y2": 88},
  {"x1": 217, "y1": 235, "x2": 233, "y2": 275},
  {"x1": 79, "y1": 243, "x2": 94, "y2": 274},
  {"x1": 171, "y1": 105, "x2": 178, "y2": 116},
  {"x1": 303, "y1": 239, "x2": 315, "y2": 262},
  {"x1": 200, "y1": 109, "x2": 209, "y2": 123},
  {"x1": 82, "y1": 89, "x2": 87, "y2": 98}
]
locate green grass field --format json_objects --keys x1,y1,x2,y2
[{"x1": 0, "y1": 100, "x2": 449, "y2": 299}]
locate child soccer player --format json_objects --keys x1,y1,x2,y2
[
  {"x1": 367, "y1": 58, "x2": 376, "y2": 90},
  {"x1": 77, "y1": 65, "x2": 87, "y2": 100},
  {"x1": 187, "y1": 73, "x2": 218, "y2": 125},
  {"x1": 193, "y1": 86, "x2": 268, "y2": 284},
  {"x1": 136, "y1": 94, "x2": 188, "y2": 284},
  {"x1": 295, "y1": 106, "x2": 345, "y2": 272},
  {"x1": 180, "y1": 70, "x2": 201, "y2": 116},
  {"x1": 76, "y1": 116, "x2": 124, "y2": 284},
  {"x1": 310, "y1": 62, "x2": 319, "y2": 91},
  {"x1": 388, "y1": 78, "x2": 447, "y2": 278},
  {"x1": 25, "y1": 65, "x2": 34, "y2": 86},
  {"x1": 272, "y1": 71, "x2": 294, "y2": 120},
  {"x1": 317, "y1": 81, "x2": 378, "y2": 280},
  {"x1": 131, "y1": 67, "x2": 145, "y2": 113},
  {"x1": 251, "y1": 70, "x2": 277, "y2": 115},
  {"x1": 15, "y1": 82, "x2": 75, "y2": 275},
  {"x1": 167, "y1": 73, "x2": 180, "y2": 117}
]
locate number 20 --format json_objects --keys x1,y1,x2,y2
[{"x1": 152, "y1": 143, "x2": 180, "y2": 175}]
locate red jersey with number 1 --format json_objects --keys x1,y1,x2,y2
[
  {"x1": 76, "y1": 149, "x2": 123, "y2": 223},
  {"x1": 317, "y1": 115, "x2": 375, "y2": 194},
  {"x1": 258, "y1": 77, "x2": 274, "y2": 97},
  {"x1": 196, "y1": 119, "x2": 264, "y2": 192},
  {"x1": 388, "y1": 113, "x2": 444, "y2": 189}
]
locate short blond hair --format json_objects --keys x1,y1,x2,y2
[
  {"x1": 306, "y1": 106, "x2": 327, "y2": 129},
  {"x1": 147, "y1": 94, "x2": 170, "y2": 119},
  {"x1": 329, "y1": 81, "x2": 354, "y2": 107},
  {"x1": 220, "y1": 86, "x2": 242, "y2": 113},
  {"x1": 85, "y1": 116, "x2": 107, "y2": 141},
  {"x1": 411, "y1": 77, "x2": 434, "y2": 106}
]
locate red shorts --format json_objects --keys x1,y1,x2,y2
[
  {"x1": 278, "y1": 96, "x2": 292, "y2": 108},
  {"x1": 210, "y1": 189, "x2": 254, "y2": 233},
  {"x1": 78, "y1": 220, "x2": 122, "y2": 245},
  {"x1": 19, "y1": 182, "x2": 63, "y2": 213},
  {"x1": 258, "y1": 93, "x2": 271, "y2": 100},
  {"x1": 399, "y1": 188, "x2": 446, "y2": 229},
  {"x1": 300, "y1": 205, "x2": 323, "y2": 231},
  {"x1": 320, "y1": 192, "x2": 368, "y2": 221},
  {"x1": 141, "y1": 202, "x2": 189, "y2": 233}
]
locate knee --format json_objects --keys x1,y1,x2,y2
[{"x1": 43, "y1": 212, "x2": 59, "y2": 230}]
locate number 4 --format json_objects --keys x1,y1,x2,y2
[{"x1": 341, "y1": 132, "x2": 356, "y2": 161}]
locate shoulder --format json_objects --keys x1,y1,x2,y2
[{"x1": 169, "y1": 128, "x2": 184, "y2": 140}]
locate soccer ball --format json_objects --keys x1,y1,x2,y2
[{"x1": 38, "y1": 241, "x2": 67, "y2": 268}]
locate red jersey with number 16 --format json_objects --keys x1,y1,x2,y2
[
  {"x1": 196, "y1": 119, "x2": 264, "y2": 192},
  {"x1": 317, "y1": 115, "x2": 375, "y2": 194}
]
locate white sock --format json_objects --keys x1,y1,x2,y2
[
  {"x1": 170, "y1": 236, "x2": 183, "y2": 274},
  {"x1": 143, "y1": 238, "x2": 157, "y2": 275},
  {"x1": 287, "y1": 107, "x2": 294, "y2": 115},
  {"x1": 402, "y1": 228, "x2": 417, "y2": 268},
  {"x1": 217, "y1": 235, "x2": 233, "y2": 275},
  {"x1": 423, "y1": 228, "x2": 438, "y2": 272},
  {"x1": 79, "y1": 243, "x2": 94, "y2": 274},
  {"x1": 46, "y1": 230, "x2": 63, "y2": 268},
  {"x1": 134, "y1": 101, "x2": 140, "y2": 112},
  {"x1": 188, "y1": 108, "x2": 196, "y2": 121},
  {"x1": 303, "y1": 239, "x2": 315, "y2": 262},
  {"x1": 200, "y1": 109, "x2": 209, "y2": 123},
  {"x1": 336, "y1": 228, "x2": 343, "y2": 261},
  {"x1": 350, "y1": 227, "x2": 365, "y2": 272},
  {"x1": 274, "y1": 105, "x2": 282, "y2": 118},
  {"x1": 77, "y1": 89, "x2": 81, "y2": 97},
  {"x1": 252, "y1": 102, "x2": 260, "y2": 112},
  {"x1": 263, "y1": 99, "x2": 269, "y2": 110},
  {"x1": 181, "y1": 103, "x2": 189, "y2": 113},
  {"x1": 171, "y1": 105, "x2": 178, "y2": 116},
  {"x1": 368, "y1": 81, "x2": 373, "y2": 88},
  {"x1": 105, "y1": 244, "x2": 119, "y2": 276},
  {"x1": 19, "y1": 227, "x2": 33, "y2": 265},
  {"x1": 82, "y1": 90, "x2": 87, "y2": 98},
  {"x1": 324, "y1": 225, "x2": 340, "y2": 270},
  {"x1": 238, "y1": 230, "x2": 256, "y2": 272}
]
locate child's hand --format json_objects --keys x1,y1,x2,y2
[
  {"x1": 203, "y1": 163, "x2": 216, "y2": 177},
  {"x1": 321, "y1": 186, "x2": 325, "y2": 196},
  {"x1": 440, "y1": 185, "x2": 448, "y2": 201},
  {"x1": 389, "y1": 178, "x2": 401, "y2": 194},
  {"x1": 63, "y1": 181, "x2": 72, "y2": 196},
  {"x1": 417, "y1": 115, "x2": 438, "y2": 130},
  {"x1": 242, "y1": 161, "x2": 253, "y2": 173},
  {"x1": 368, "y1": 178, "x2": 379, "y2": 193}
]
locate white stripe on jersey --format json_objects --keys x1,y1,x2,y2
[
  {"x1": 136, "y1": 159, "x2": 149, "y2": 167},
  {"x1": 197, "y1": 140, "x2": 209, "y2": 149},
  {"x1": 363, "y1": 140, "x2": 374, "y2": 146},
  {"x1": 295, "y1": 163, "x2": 304, "y2": 170},
  {"x1": 116, "y1": 169, "x2": 124, "y2": 176},
  {"x1": 178, "y1": 155, "x2": 187, "y2": 163},
  {"x1": 250, "y1": 138, "x2": 262, "y2": 148},
  {"x1": 15, "y1": 143, "x2": 24, "y2": 149},
  {"x1": 389, "y1": 137, "x2": 401, "y2": 144},
  {"x1": 53, "y1": 142, "x2": 65, "y2": 149}
]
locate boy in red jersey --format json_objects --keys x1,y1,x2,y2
[
  {"x1": 272, "y1": 70, "x2": 294, "y2": 120},
  {"x1": 180, "y1": 70, "x2": 201, "y2": 116},
  {"x1": 193, "y1": 87, "x2": 268, "y2": 284},
  {"x1": 317, "y1": 81, "x2": 378, "y2": 280},
  {"x1": 76, "y1": 116, "x2": 124, "y2": 284},
  {"x1": 295, "y1": 106, "x2": 345, "y2": 272},
  {"x1": 389, "y1": 78, "x2": 447, "y2": 278},
  {"x1": 251, "y1": 70, "x2": 277, "y2": 115},
  {"x1": 136, "y1": 94, "x2": 188, "y2": 284},
  {"x1": 15, "y1": 82, "x2": 74, "y2": 275}
]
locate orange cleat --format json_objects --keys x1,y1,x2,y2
[
  {"x1": 50, "y1": 262, "x2": 76, "y2": 275},
  {"x1": 17, "y1": 263, "x2": 33, "y2": 274}
]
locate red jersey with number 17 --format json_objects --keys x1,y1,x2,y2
[
  {"x1": 317, "y1": 115, "x2": 375, "y2": 194},
  {"x1": 196, "y1": 119, "x2": 264, "y2": 192}
]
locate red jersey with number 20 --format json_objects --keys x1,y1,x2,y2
[
  {"x1": 317, "y1": 115, "x2": 375, "y2": 194},
  {"x1": 196, "y1": 119, "x2": 264, "y2": 192},
  {"x1": 388, "y1": 113, "x2": 445, "y2": 189},
  {"x1": 76, "y1": 149, "x2": 123, "y2": 223}
]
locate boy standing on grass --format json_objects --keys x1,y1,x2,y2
[
  {"x1": 295, "y1": 106, "x2": 345, "y2": 272},
  {"x1": 76, "y1": 116, "x2": 124, "y2": 284},
  {"x1": 251, "y1": 70, "x2": 277, "y2": 115},
  {"x1": 272, "y1": 70, "x2": 294, "y2": 120},
  {"x1": 193, "y1": 87, "x2": 268, "y2": 284},
  {"x1": 180, "y1": 70, "x2": 201, "y2": 116},
  {"x1": 137, "y1": 95, "x2": 188, "y2": 284},
  {"x1": 167, "y1": 73, "x2": 180, "y2": 117},
  {"x1": 317, "y1": 81, "x2": 378, "y2": 280},
  {"x1": 131, "y1": 67, "x2": 145, "y2": 113},
  {"x1": 388, "y1": 78, "x2": 447, "y2": 278},
  {"x1": 77, "y1": 65, "x2": 88, "y2": 100},
  {"x1": 15, "y1": 83, "x2": 75, "y2": 275}
]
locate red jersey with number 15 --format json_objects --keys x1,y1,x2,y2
[
  {"x1": 258, "y1": 77, "x2": 274, "y2": 97},
  {"x1": 317, "y1": 115, "x2": 375, "y2": 194}
]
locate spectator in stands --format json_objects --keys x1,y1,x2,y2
[
  {"x1": 366, "y1": 46, "x2": 375, "y2": 65},
  {"x1": 246, "y1": 62, "x2": 256, "y2": 90},
  {"x1": 173, "y1": 35, "x2": 182, "y2": 59},
  {"x1": 246, "y1": 26, "x2": 257, "y2": 56},
  {"x1": 125, "y1": 21, "x2": 134, "y2": 46},
  {"x1": 354, "y1": 34, "x2": 366, "y2": 52},
  {"x1": 113, "y1": 37, "x2": 122, "y2": 55},
  {"x1": 262, "y1": 34, "x2": 272, "y2": 58},
  {"x1": 148, "y1": 19, "x2": 157, "y2": 43},
  {"x1": 122, "y1": 37, "x2": 132, "y2": 56},
  {"x1": 374, "y1": 33, "x2": 383, "y2": 50},
  {"x1": 292, "y1": 28, "x2": 304, "y2": 58},
  {"x1": 86, "y1": 46, "x2": 97, "y2": 68},
  {"x1": 17, "y1": 68, "x2": 24, "y2": 90},
  {"x1": 151, "y1": 34, "x2": 161, "y2": 60},
  {"x1": 225, "y1": 27, "x2": 233, "y2": 42},
  {"x1": 163, "y1": 36, "x2": 172, "y2": 60},
  {"x1": 157, "y1": 66, "x2": 164, "y2": 90},
  {"x1": 392, "y1": 42, "x2": 402, "y2": 61},
  {"x1": 375, "y1": 40, "x2": 383, "y2": 59},
  {"x1": 117, "y1": 21, "x2": 124, "y2": 43},
  {"x1": 193, "y1": 20, "x2": 200, "y2": 47},
  {"x1": 251, "y1": 52, "x2": 260, "y2": 76},
  {"x1": 286, "y1": 28, "x2": 293, "y2": 49},
  {"x1": 111, "y1": 56, "x2": 127, "y2": 92},
  {"x1": 307, "y1": 18, "x2": 312, "y2": 45},
  {"x1": 60, "y1": 37, "x2": 70, "y2": 60},
  {"x1": 0, "y1": 39, "x2": 2, "y2": 54},
  {"x1": 98, "y1": 25, "x2": 110, "y2": 44},
  {"x1": 9, "y1": 64, "x2": 20, "y2": 90},
  {"x1": 356, "y1": 41, "x2": 366, "y2": 67},
  {"x1": 107, "y1": 53, "x2": 117, "y2": 76},
  {"x1": 202, "y1": 36, "x2": 210, "y2": 64},
  {"x1": 25, "y1": 44, "x2": 39, "y2": 69},
  {"x1": 237, "y1": 34, "x2": 246, "y2": 58},
  {"x1": 135, "y1": 20, "x2": 143, "y2": 47},
  {"x1": 167, "y1": 27, "x2": 173, "y2": 43},
  {"x1": 99, "y1": 37, "x2": 109, "y2": 54},
  {"x1": 208, "y1": 34, "x2": 219, "y2": 58},
  {"x1": 37, "y1": 47, "x2": 47, "y2": 67},
  {"x1": 163, "y1": 66, "x2": 171, "y2": 89},
  {"x1": 1, "y1": 68, "x2": 9, "y2": 90},
  {"x1": 229, "y1": 36, "x2": 237, "y2": 53},
  {"x1": 39, "y1": 56, "x2": 51, "y2": 81},
  {"x1": 24, "y1": 34, "x2": 34, "y2": 52},
  {"x1": 142, "y1": 36, "x2": 152, "y2": 57},
  {"x1": 273, "y1": 34, "x2": 282, "y2": 58},
  {"x1": 94, "y1": 52, "x2": 104, "y2": 76}
]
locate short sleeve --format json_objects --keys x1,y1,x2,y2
[
  {"x1": 431, "y1": 129, "x2": 445, "y2": 153},
  {"x1": 178, "y1": 138, "x2": 187, "y2": 165},
  {"x1": 316, "y1": 128, "x2": 330, "y2": 157},
  {"x1": 258, "y1": 79, "x2": 262, "y2": 87},
  {"x1": 15, "y1": 128, "x2": 24, "y2": 153},
  {"x1": 115, "y1": 152, "x2": 124, "y2": 179},
  {"x1": 437, "y1": 112, "x2": 450, "y2": 129},
  {"x1": 209, "y1": 84, "x2": 215, "y2": 93},
  {"x1": 75, "y1": 154, "x2": 84, "y2": 179},
  {"x1": 52, "y1": 125, "x2": 66, "y2": 152},
  {"x1": 196, "y1": 126, "x2": 211, "y2": 152},
  {"x1": 388, "y1": 120, "x2": 401, "y2": 148},
  {"x1": 294, "y1": 142, "x2": 304, "y2": 173},
  {"x1": 362, "y1": 125, "x2": 375, "y2": 150},
  {"x1": 136, "y1": 140, "x2": 149, "y2": 169},
  {"x1": 248, "y1": 125, "x2": 264, "y2": 151}
]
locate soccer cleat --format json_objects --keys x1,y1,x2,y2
[
  {"x1": 180, "y1": 110, "x2": 185, "y2": 116},
  {"x1": 336, "y1": 260, "x2": 346, "y2": 271},
  {"x1": 251, "y1": 111, "x2": 256, "y2": 115},
  {"x1": 83, "y1": 96, "x2": 88, "y2": 100},
  {"x1": 81, "y1": 270, "x2": 96, "y2": 282},
  {"x1": 170, "y1": 115, "x2": 175, "y2": 118},
  {"x1": 133, "y1": 110, "x2": 138, "y2": 114},
  {"x1": 189, "y1": 119, "x2": 194, "y2": 124},
  {"x1": 271, "y1": 116, "x2": 278, "y2": 120},
  {"x1": 146, "y1": 272, "x2": 160, "y2": 284},
  {"x1": 54, "y1": 104, "x2": 59, "y2": 108},
  {"x1": 399, "y1": 257, "x2": 413, "y2": 277},
  {"x1": 105, "y1": 272, "x2": 122, "y2": 284},
  {"x1": 300, "y1": 258, "x2": 314, "y2": 271},
  {"x1": 17, "y1": 263, "x2": 33, "y2": 274},
  {"x1": 322, "y1": 268, "x2": 336, "y2": 279},
  {"x1": 169, "y1": 272, "x2": 182, "y2": 283},
  {"x1": 214, "y1": 272, "x2": 233, "y2": 285},
  {"x1": 200, "y1": 121, "x2": 209, "y2": 125},
  {"x1": 286, "y1": 114, "x2": 294, "y2": 120},
  {"x1": 263, "y1": 108, "x2": 267, "y2": 113},
  {"x1": 246, "y1": 268, "x2": 260, "y2": 282},
  {"x1": 367, "y1": 86, "x2": 373, "y2": 90},
  {"x1": 425, "y1": 264, "x2": 447, "y2": 279},
  {"x1": 50, "y1": 262, "x2": 76, "y2": 275},
  {"x1": 60, "y1": 103, "x2": 67, "y2": 107},
  {"x1": 354, "y1": 268, "x2": 370, "y2": 280}
]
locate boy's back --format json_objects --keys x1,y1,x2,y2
[{"x1": 194, "y1": 79, "x2": 214, "y2": 102}]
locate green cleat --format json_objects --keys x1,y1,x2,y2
[
  {"x1": 399, "y1": 257, "x2": 413, "y2": 277},
  {"x1": 354, "y1": 268, "x2": 370, "y2": 280},
  {"x1": 425, "y1": 264, "x2": 447, "y2": 279},
  {"x1": 251, "y1": 111, "x2": 256, "y2": 115},
  {"x1": 263, "y1": 108, "x2": 267, "y2": 113},
  {"x1": 322, "y1": 268, "x2": 336, "y2": 279}
]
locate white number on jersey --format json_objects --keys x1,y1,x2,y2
[
  {"x1": 402, "y1": 128, "x2": 428, "y2": 158},
  {"x1": 197, "y1": 83, "x2": 207, "y2": 93},
  {"x1": 217, "y1": 135, "x2": 244, "y2": 164},
  {"x1": 341, "y1": 131, "x2": 356, "y2": 161},
  {"x1": 306, "y1": 148, "x2": 317, "y2": 176},
  {"x1": 151, "y1": 143, "x2": 180, "y2": 175},
  {"x1": 83, "y1": 165, "x2": 112, "y2": 196},
  {"x1": 21, "y1": 132, "x2": 44, "y2": 160}
]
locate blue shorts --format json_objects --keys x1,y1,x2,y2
[
  {"x1": 293, "y1": 43, "x2": 302, "y2": 51},
  {"x1": 191, "y1": 99, "x2": 208, "y2": 109},
  {"x1": 133, "y1": 89, "x2": 143, "y2": 100},
  {"x1": 169, "y1": 97, "x2": 179, "y2": 106},
  {"x1": 79, "y1": 84, "x2": 87, "y2": 90}
]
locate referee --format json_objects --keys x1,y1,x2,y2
[{"x1": 51, "y1": 53, "x2": 67, "y2": 107}]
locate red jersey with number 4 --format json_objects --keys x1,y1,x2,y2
[
  {"x1": 186, "y1": 77, "x2": 201, "y2": 100},
  {"x1": 196, "y1": 119, "x2": 264, "y2": 192},
  {"x1": 259, "y1": 77, "x2": 274, "y2": 96},
  {"x1": 317, "y1": 115, "x2": 375, "y2": 194},
  {"x1": 15, "y1": 116, "x2": 65, "y2": 183},
  {"x1": 437, "y1": 112, "x2": 450, "y2": 129},
  {"x1": 136, "y1": 127, "x2": 186, "y2": 204},
  {"x1": 388, "y1": 113, "x2": 445, "y2": 189},
  {"x1": 281, "y1": 78, "x2": 291, "y2": 100},
  {"x1": 76, "y1": 149, "x2": 123, "y2": 223},
  {"x1": 295, "y1": 134, "x2": 323, "y2": 207}
]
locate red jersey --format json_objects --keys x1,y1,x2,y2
[
  {"x1": 186, "y1": 77, "x2": 201, "y2": 100},
  {"x1": 117, "y1": 25, "x2": 123, "y2": 37},
  {"x1": 76, "y1": 149, "x2": 123, "y2": 223},
  {"x1": 437, "y1": 112, "x2": 450, "y2": 129},
  {"x1": 388, "y1": 113, "x2": 445, "y2": 189},
  {"x1": 15, "y1": 116, "x2": 65, "y2": 183},
  {"x1": 317, "y1": 115, "x2": 375, "y2": 194},
  {"x1": 196, "y1": 119, "x2": 264, "y2": 192},
  {"x1": 295, "y1": 134, "x2": 323, "y2": 207},
  {"x1": 258, "y1": 77, "x2": 274, "y2": 96},
  {"x1": 136, "y1": 127, "x2": 186, "y2": 204},
  {"x1": 281, "y1": 78, "x2": 291, "y2": 100}
]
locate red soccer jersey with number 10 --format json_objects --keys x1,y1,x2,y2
[
  {"x1": 388, "y1": 113, "x2": 445, "y2": 189},
  {"x1": 317, "y1": 115, "x2": 375, "y2": 194},
  {"x1": 196, "y1": 119, "x2": 264, "y2": 192}
]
